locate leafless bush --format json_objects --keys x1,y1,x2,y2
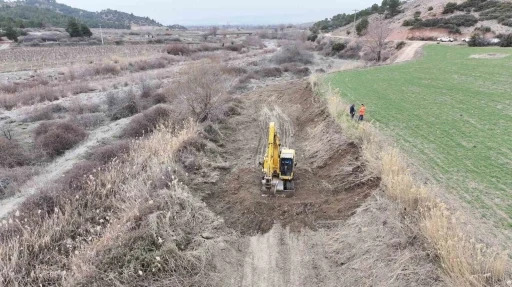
[
  {"x1": 129, "y1": 58, "x2": 167, "y2": 72},
  {"x1": 107, "y1": 90, "x2": 139, "y2": 121},
  {"x1": 69, "y1": 98, "x2": 101, "y2": 115},
  {"x1": 121, "y1": 105, "x2": 172, "y2": 138},
  {"x1": 224, "y1": 43, "x2": 245, "y2": 52},
  {"x1": 0, "y1": 82, "x2": 19, "y2": 94},
  {"x1": 172, "y1": 60, "x2": 234, "y2": 122},
  {"x1": 88, "y1": 140, "x2": 130, "y2": 164},
  {"x1": 281, "y1": 63, "x2": 311, "y2": 77},
  {"x1": 67, "y1": 82, "x2": 94, "y2": 95},
  {"x1": 73, "y1": 113, "x2": 106, "y2": 130},
  {"x1": 0, "y1": 166, "x2": 39, "y2": 198},
  {"x1": 243, "y1": 35, "x2": 265, "y2": 48},
  {"x1": 0, "y1": 137, "x2": 30, "y2": 168},
  {"x1": 338, "y1": 41, "x2": 363, "y2": 59},
  {"x1": 34, "y1": 121, "x2": 87, "y2": 158},
  {"x1": 221, "y1": 65, "x2": 248, "y2": 76},
  {"x1": 166, "y1": 44, "x2": 191, "y2": 55},
  {"x1": 24, "y1": 106, "x2": 55, "y2": 122},
  {"x1": 255, "y1": 66, "x2": 283, "y2": 78},
  {"x1": 271, "y1": 43, "x2": 314, "y2": 65}
]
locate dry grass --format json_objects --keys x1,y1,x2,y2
[
  {"x1": 310, "y1": 74, "x2": 510, "y2": 287},
  {"x1": 0, "y1": 121, "x2": 219, "y2": 286}
]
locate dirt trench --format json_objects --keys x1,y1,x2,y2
[
  {"x1": 189, "y1": 80, "x2": 378, "y2": 235},
  {"x1": 181, "y1": 80, "x2": 444, "y2": 287}
]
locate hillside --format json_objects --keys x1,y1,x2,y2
[
  {"x1": 0, "y1": 0, "x2": 162, "y2": 29},
  {"x1": 317, "y1": 0, "x2": 512, "y2": 40}
]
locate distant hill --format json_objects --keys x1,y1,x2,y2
[
  {"x1": 0, "y1": 0, "x2": 162, "y2": 29},
  {"x1": 316, "y1": 0, "x2": 512, "y2": 40},
  {"x1": 168, "y1": 24, "x2": 187, "y2": 30}
]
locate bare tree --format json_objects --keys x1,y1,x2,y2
[
  {"x1": 173, "y1": 61, "x2": 234, "y2": 122},
  {"x1": 363, "y1": 19, "x2": 391, "y2": 62},
  {"x1": 210, "y1": 26, "x2": 219, "y2": 37}
]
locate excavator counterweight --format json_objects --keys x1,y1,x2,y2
[{"x1": 261, "y1": 122, "x2": 296, "y2": 197}]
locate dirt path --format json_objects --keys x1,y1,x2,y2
[
  {"x1": 0, "y1": 44, "x2": 9, "y2": 50},
  {"x1": 0, "y1": 117, "x2": 130, "y2": 219},
  {"x1": 394, "y1": 41, "x2": 426, "y2": 63}
]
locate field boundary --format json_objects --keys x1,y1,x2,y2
[{"x1": 310, "y1": 75, "x2": 510, "y2": 287}]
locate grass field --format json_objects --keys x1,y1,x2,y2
[{"x1": 326, "y1": 45, "x2": 512, "y2": 228}]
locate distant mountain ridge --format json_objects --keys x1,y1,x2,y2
[{"x1": 1, "y1": 0, "x2": 162, "y2": 29}]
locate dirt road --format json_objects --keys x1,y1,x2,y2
[{"x1": 394, "y1": 41, "x2": 426, "y2": 63}]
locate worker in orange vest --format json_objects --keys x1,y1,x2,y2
[{"x1": 358, "y1": 104, "x2": 366, "y2": 121}]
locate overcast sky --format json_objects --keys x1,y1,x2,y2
[{"x1": 58, "y1": 0, "x2": 378, "y2": 26}]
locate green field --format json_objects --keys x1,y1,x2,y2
[{"x1": 326, "y1": 45, "x2": 512, "y2": 228}]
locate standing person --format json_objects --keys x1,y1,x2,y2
[
  {"x1": 358, "y1": 104, "x2": 366, "y2": 121},
  {"x1": 349, "y1": 104, "x2": 356, "y2": 119}
]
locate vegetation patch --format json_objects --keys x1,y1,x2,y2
[{"x1": 325, "y1": 45, "x2": 512, "y2": 228}]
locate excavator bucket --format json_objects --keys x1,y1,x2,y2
[{"x1": 261, "y1": 177, "x2": 294, "y2": 197}]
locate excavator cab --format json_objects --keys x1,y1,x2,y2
[{"x1": 261, "y1": 122, "x2": 296, "y2": 197}]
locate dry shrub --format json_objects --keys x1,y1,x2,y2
[
  {"x1": 24, "y1": 106, "x2": 55, "y2": 122},
  {"x1": 0, "y1": 82, "x2": 19, "y2": 94},
  {"x1": 0, "y1": 122, "x2": 218, "y2": 286},
  {"x1": 271, "y1": 42, "x2": 314, "y2": 65},
  {"x1": 88, "y1": 140, "x2": 130, "y2": 165},
  {"x1": 243, "y1": 35, "x2": 265, "y2": 48},
  {"x1": 220, "y1": 65, "x2": 248, "y2": 76},
  {"x1": 172, "y1": 60, "x2": 234, "y2": 122},
  {"x1": 0, "y1": 166, "x2": 39, "y2": 198},
  {"x1": 310, "y1": 75, "x2": 510, "y2": 287},
  {"x1": 166, "y1": 43, "x2": 191, "y2": 55},
  {"x1": 224, "y1": 44, "x2": 244, "y2": 52},
  {"x1": 107, "y1": 90, "x2": 139, "y2": 121},
  {"x1": 129, "y1": 58, "x2": 167, "y2": 72},
  {"x1": 122, "y1": 105, "x2": 172, "y2": 138},
  {"x1": 93, "y1": 63, "x2": 121, "y2": 76},
  {"x1": 69, "y1": 98, "x2": 101, "y2": 115},
  {"x1": 15, "y1": 86, "x2": 64, "y2": 107},
  {"x1": 255, "y1": 66, "x2": 283, "y2": 78},
  {"x1": 0, "y1": 138, "x2": 29, "y2": 168},
  {"x1": 73, "y1": 113, "x2": 106, "y2": 130},
  {"x1": 280, "y1": 63, "x2": 311, "y2": 77},
  {"x1": 68, "y1": 82, "x2": 94, "y2": 95},
  {"x1": 34, "y1": 121, "x2": 87, "y2": 158}
]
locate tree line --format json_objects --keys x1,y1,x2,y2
[{"x1": 311, "y1": 0, "x2": 401, "y2": 33}]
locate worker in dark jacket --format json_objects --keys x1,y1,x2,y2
[{"x1": 349, "y1": 104, "x2": 356, "y2": 119}]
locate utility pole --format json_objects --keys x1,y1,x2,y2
[
  {"x1": 99, "y1": 24, "x2": 104, "y2": 45},
  {"x1": 353, "y1": 9, "x2": 359, "y2": 37}
]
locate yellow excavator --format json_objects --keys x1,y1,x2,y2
[{"x1": 260, "y1": 122, "x2": 296, "y2": 196}]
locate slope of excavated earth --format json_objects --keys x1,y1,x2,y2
[
  {"x1": 193, "y1": 81, "x2": 378, "y2": 235},
  {"x1": 181, "y1": 80, "x2": 446, "y2": 286}
]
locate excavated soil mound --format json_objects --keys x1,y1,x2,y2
[{"x1": 187, "y1": 80, "x2": 379, "y2": 235}]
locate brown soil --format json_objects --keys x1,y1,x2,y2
[{"x1": 188, "y1": 80, "x2": 379, "y2": 235}]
